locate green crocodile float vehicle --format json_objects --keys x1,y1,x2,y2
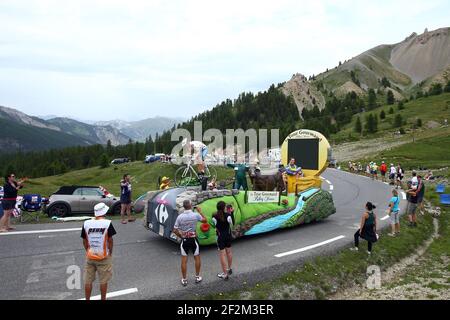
[{"x1": 140, "y1": 186, "x2": 335, "y2": 245}]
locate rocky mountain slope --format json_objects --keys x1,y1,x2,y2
[
  {"x1": 47, "y1": 117, "x2": 130, "y2": 146},
  {"x1": 281, "y1": 73, "x2": 326, "y2": 117},
  {"x1": 313, "y1": 27, "x2": 450, "y2": 98}
]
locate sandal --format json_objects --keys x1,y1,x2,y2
[
  {"x1": 0, "y1": 229, "x2": 8, "y2": 233},
  {"x1": 7, "y1": 227, "x2": 16, "y2": 231},
  {"x1": 121, "y1": 220, "x2": 128, "y2": 224},
  {"x1": 128, "y1": 218, "x2": 136, "y2": 222}
]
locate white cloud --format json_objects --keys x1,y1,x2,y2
[{"x1": 0, "y1": 0, "x2": 448, "y2": 119}]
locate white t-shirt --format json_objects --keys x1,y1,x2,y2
[
  {"x1": 390, "y1": 166, "x2": 397, "y2": 175},
  {"x1": 190, "y1": 141, "x2": 206, "y2": 152},
  {"x1": 411, "y1": 176, "x2": 418, "y2": 189}
]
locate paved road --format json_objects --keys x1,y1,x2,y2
[{"x1": 0, "y1": 169, "x2": 407, "y2": 300}]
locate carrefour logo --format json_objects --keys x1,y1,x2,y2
[{"x1": 155, "y1": 193, "x2": 169, "y2": 224}]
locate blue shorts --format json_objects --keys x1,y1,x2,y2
[{"x1": 201, "y1": 147, "x2": 208, "y2": 161}]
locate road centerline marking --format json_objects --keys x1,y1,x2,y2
[
  {"x1": 274, "y1": 235, "x2": 345, "y2": 258},
  {"x1": 0, "y1": 228, "x2": 82, "y2": 236},
  {"x1": 78, "y1": 288, "x2": 138, "y2": 300}
]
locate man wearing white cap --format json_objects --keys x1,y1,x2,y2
[{"x1": 81, "y1": 203, "x2": 117, "y2": 300}]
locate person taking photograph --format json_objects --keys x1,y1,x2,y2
[
  {"x1": 0, "y1": 174, "x2": 26, "y2": 232},
  {"x1": 120, "y1": 174, "x2": 135, "y2": 224},
  {"x1": 211, "y1": 202, "x2": 234, "y2": 280}
]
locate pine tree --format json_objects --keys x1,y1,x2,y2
[
  {"x1": 416, "y1": 118, "x2": 422, "y2": 127},
  {"x1": 445, "y1": 80, "x2": 450, "y2": 92},
  {"x1": 393, "y1": 114, "x2": 403, "y2": 128},
  {"x1": 354, "y1": 116, "x2": 362, "y2": 134},
  {"x1": 387, "y1": 90, "x2": 395, "y2": 105},
  {"x1": 367, "y1": 89, "x2": 377, "y2": 110},
  {"x1": 100, "y1": 153, "x2": 110, "y2": 169},
  {"x1": 429, "y1": 83, "x2": 443, "y2": 96},
  {"x1": 380, "y1": 110, "x2": 386, "y2": 120},
  {"x1": 365, "y1": 114, "x2": 377, "y2": 134}
]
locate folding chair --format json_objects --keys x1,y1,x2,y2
[
  {"x1": 19, "y1": 194, "x2": 42, "y2": 223},
  {"x1": 435, "y1": 184, "x2": 445, "y2": 193},
  {"x1": 439, "y1": 194, "x2": 450, "y2": 206}
]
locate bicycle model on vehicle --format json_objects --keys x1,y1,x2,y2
[{"x1": 174, "y1": 156, "x2": 217, "y2": 187}]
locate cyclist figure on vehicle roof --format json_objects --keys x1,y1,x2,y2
[{"x1": 182, "y1": 138, "x2": 208, "y2": 177}]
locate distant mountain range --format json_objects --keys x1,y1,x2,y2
[
  {"x1": 0, "y1": 106, "x2": 183, "y2": 152},
  {"x1": 2, "y1": 27, "x2": 449, "y2": 153},
  {"x1": 94, "y1": 117, "x2": 184, "y2": 142}
]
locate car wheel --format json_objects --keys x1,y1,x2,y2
[{"x1": 47, "y1": 203, "x2": 70, "y2": 218}]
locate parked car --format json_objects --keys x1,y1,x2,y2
[
  {"x1": 44, "y1": 186, "x2": 122, "y2": 217},
  {"x1": 111, "y1": 158, "x2": 130, "y2": 165},
  {"x1": 144, "y1": 154, "x2": 161, "y2": 163}
]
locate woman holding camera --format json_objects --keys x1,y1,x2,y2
[{"x1": 0, "y1": 173, "x2": 25, "y2": 232}]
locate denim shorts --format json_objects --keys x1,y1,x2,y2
[{"x1": 390, "y1": 211, "x2": 400, "y2": 224}]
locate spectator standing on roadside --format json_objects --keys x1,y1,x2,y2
[
  {"x1": 388, "y1": 189, "x2": 401, "y2": 236},
  {"x1": 173, "y1": 200, "x2": 207, "y2": 286},
  {"x1": 211, "y1": 202, "x2": 234, "y2": 281},
  {"x1": 380, "y1": 161, "x2": 387, "y2": 182},
  {"x1": 370, "y1": 162, "x2": 378, "y2": 180},
  {"x1": 416, "y1": 175, "x2": 425, "y2": 214},
  {"x1": 389, "y1": 164, "x2": 397, "y2": 185},
  {"x1": 406, "y1": 182, "x2": 419, "y2": 227},
  {"x1": 120, "y1": 174, "x2": 135, "y2": 224},
  {"x1": 411, "y1": 171, "x2": 419, "y2": 190},
  {"x1": 350, "y1": 202, "x2": 378, "y2": 255},
  {"x1": 81, "y1": 203, "x2": 116, "y2": 300},
  {"x1": 0, "y1": 174, "x2": 26, "y2": 233},
  {"x1": 396, "y1": 164, "x2": 404, "y2": 189}
]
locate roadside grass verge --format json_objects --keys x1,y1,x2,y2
[
  {"x1": 23, "y1": 161, "x2": 233, "y2": 199},
  {"x1": 335, "y1": 187, "x2": 449, "y2": 299},
  {"x1": 9, "y1": 161, "x2": 233, "y2": 224},
  {"x1": 203, "y1": 213, "x2": 434, "y2": 300},
  {"x1": 363, "y1": 133, "x2": 450, "y2": 170}
]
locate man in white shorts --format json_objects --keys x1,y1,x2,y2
[{"x1": 182, "y1": 139, "x2": 208, "y2": 175}]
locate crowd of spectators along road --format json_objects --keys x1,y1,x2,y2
[{"x1": 346, "y1": 160, "x2": 428, "y2": 256}]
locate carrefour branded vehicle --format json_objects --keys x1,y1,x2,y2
[
  {"x1": 144, "y1": 187, "x2": 336, "y2": 245},
  {"x1": 44, "y1": 186, "x2": 122, "y2": 217}
]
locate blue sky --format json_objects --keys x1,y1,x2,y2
[{"x1": 0, "y1": 0, "x2": 449, "y2": 121}]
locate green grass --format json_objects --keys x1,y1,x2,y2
[
  {"x1": 363, "y1": 131, "x2": 450, "y2": 169},
  {"x1": 23, "y1": 161, "x2": 234, "y2": 200},
  {"x1": 331, "y1": 93, "x2": 450, "y2": 144}
]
